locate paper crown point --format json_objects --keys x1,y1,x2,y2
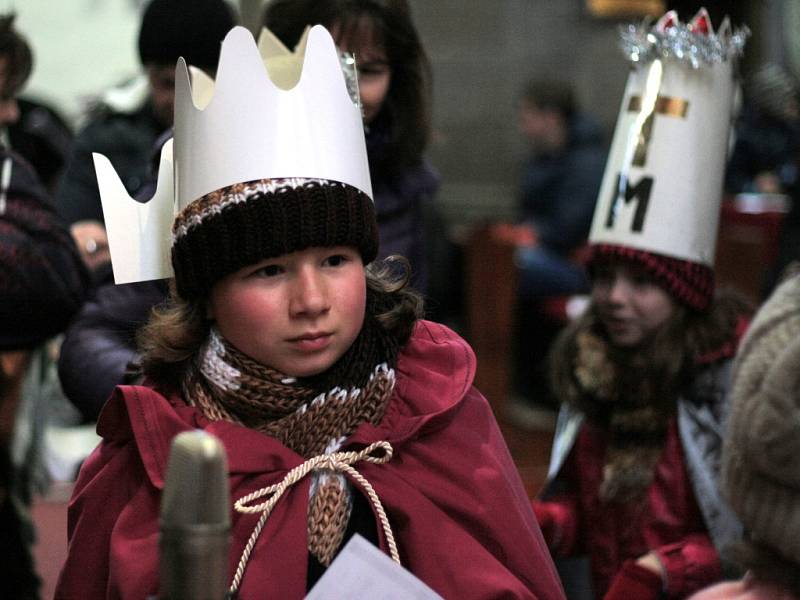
[
  {"x1": 96, "y1": 24, "x2": 372, "y2": 285},
  {"x1": 174, "y1": 25, "x2": 371, "y2": 212},
  {"x1": 655, "y1": 10, "x2": 679, "y2": 32},
  {"x1": 689, "y1": 8, "x2": 711, "y2": 35},
  {"x1": 656, "y1": 8, "x2": 713, "y2": 36},
  {"x1": 93, "y1": 139, "x2": 175, "y2": 285},
  {"x1": 256, "y1": 26, "x2": 309, "y2": 90}
]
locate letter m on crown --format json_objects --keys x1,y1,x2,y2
[{"x1": 605, "y1": 173, "x2": 652, "y2": 232}]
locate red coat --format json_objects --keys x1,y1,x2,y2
[
  {"x1": 55, "y1": 320, "x2": 565, "y2": 599},
  {"x1": 534, "y1": 419, "x2": 720, "y2": 598}
]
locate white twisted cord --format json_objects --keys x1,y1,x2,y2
[{"x1": 228, "y1": 441, "x2": 397, "y2": 595}]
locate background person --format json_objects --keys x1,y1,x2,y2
[
  {"x1": 0, "y1": 17, "x2": 89, "y2": 598},
  {"x1": 0, "y1": 148, "x2": 89, "y2": 599},
  {"x1": 531, "y1": 9, "x2": 750, "y2": 599},
  {"x1": 55, "y1": 0, "x2": 236, "y2": 275},
  {"x1": 496, "y1": 78, "x2": 607, "y2": 415},
  {"x1": 494, "y1": 78, "x2": 607, "y2": 299}
]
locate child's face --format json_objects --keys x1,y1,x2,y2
[
  {"x1": 333, "y1": 22, "x2": 391, "y2": 124},
  {"x1": 208, "y1": 246, "x2": 366, "y2": 377},
  {"x1": 591, "y1": 262, "x2": 676, "y2": 348}
]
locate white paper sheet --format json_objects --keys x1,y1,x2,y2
[{"x1": 306, "y1": 535, "x2": 443, "y2": 600}]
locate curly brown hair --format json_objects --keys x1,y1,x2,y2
[
  {"x1": 549, "y1": 285, "x2": 753, "y2": 420},
  {"x1": 137, "y1": 256, "x2": 423, "y2": 391}
]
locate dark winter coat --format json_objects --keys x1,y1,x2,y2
[
  {"x1": 0, "y1": 150, "x2": 89, "y2": 351},
  {"x1": 521, "y1": 114, "x2": 607, "y2": 255},
  {"x1": 55, "y1": 99, "x2": 165, "y2": 225},
  {"x1": 57, "y1": 277, "x2": 168, "y2": 422}
]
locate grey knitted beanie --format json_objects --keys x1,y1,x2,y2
[{"x1": 722, "y1": 273, "x2": 800, "y2": 565}]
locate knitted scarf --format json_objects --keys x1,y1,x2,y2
[
  {"x1": 572, "y1": 329, "x2": 674, "y2": 503},
  {"x1": 184, "y1": 297, "x2": 400, "y2": 566}
]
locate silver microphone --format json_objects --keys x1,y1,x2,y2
[{"x1": 159, "y1": 430, "x2": 231, "y2": 600}]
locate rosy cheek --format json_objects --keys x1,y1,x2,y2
[
  {"x1": 216, "y1": 287, "x2": 275, "y2": 329},
  {"x1": 235, "y1": 290, "x2": 277, "y2": 318}
]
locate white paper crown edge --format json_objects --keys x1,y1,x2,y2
[
  {"x1": 95, "y1": 25, "x2": 372, "y2": 285},
  {"x1": 93, "y1": 138, "x2": 175, "y2": 283},
  {"x1": 174, "y1": 25, "x2": 372, "y2": 212}
]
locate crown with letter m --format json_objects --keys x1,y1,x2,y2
[
  {"x1": 588, "y1": 8, "x2": 747, "y2": 268},
  {"x1": 94, "y1": 25, "x2": 372, "y2": 285}
]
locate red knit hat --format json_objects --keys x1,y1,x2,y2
[{"x1": 588, "y1": 243, "x2": 715, "y2": 312}]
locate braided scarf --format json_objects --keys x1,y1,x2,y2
[
  {"x1": 572, "y1": 330, "x2": 674, "y2": 502},
  {"x1": 184, "y1": 298, "x2": 400, "y2": 565}
]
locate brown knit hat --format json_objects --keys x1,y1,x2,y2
[
  {"x1": 588, "y1": 244, "x2": 715, "y2": 312},
  {"x1": 171, "y1": 177, "x2": 378, "y2": 299},
  {"x1": 722, "y1": 273, "x2": 800, "y2": 565}
]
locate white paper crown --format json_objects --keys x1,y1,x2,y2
[
  {"x1": 94, "y1": 25, "x2": 372, "y2": 285},
  {"x1": 589, "y1": 8, "x2": 745, "y2": 266}
]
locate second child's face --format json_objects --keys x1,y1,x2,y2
[
  {"x1": 591, "y1": 262, "x2": 677, "y2": 348},
  {"x1": 334, "y1": 24, "x2": 391, "y2": 124},
  {"x1": 208, "y1": 246, "x2": 366, "y2": 377}
]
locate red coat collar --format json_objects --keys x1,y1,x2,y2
[{"x1": 96, "y1": 320, "x2": 477, "y2": 490}]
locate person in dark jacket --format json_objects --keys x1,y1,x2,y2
[
  {"x1": 495, "y1": 79, "x2": 607, "y2": 413},
  {"x1": 55, "y1": 0, "x2": 236, "y2": 275},
  {"x1": 0, "y1": 18, "x2": 89, "y2": 597},
  {"x1": 57, "y1": 278, "x2": 167, "y2": 422},
  {"x1": 495, "y1": 78, "x2": 607, "y2": 298},
  {"x1": 0, "y1": 148, "x2": 90, "y2": 599},
  {"x1": 724, "y1": 63, "x2": 800, "y2": 196}
]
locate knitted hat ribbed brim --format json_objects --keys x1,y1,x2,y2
[
  {"x1": 171, "y1": 178, "x2": 378, "y2": 299},
  {"x1": 588, "y1": 244, "x2": 715, "y2": 311}
]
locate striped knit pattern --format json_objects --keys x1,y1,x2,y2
[
  {"x1": 588, "y1": 243, "x2": 715, "y2": 311},
  {"x1": 171, "y1": 177, "x2": 378, "y2": 299},
  {"x1": 185, "y1": 308, "x2": 399, "y2": 567}
]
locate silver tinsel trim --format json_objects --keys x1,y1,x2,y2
[
  {"x1": 338, "y1": 51, "x2": 362, "y2": 111},
  {"x1": 619, "y1": 18, "x2": 749, "y2": 69}
]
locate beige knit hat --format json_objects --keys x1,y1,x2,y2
[{"x1": 722, "y1": 273, "x2": 800, "y2": 565}]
